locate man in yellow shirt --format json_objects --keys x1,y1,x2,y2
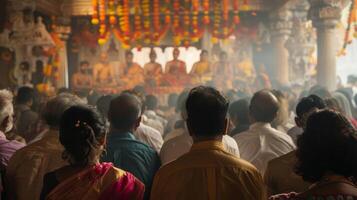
[{"x1": 151, "y1": 86, "x2": 266, "y2": 200}]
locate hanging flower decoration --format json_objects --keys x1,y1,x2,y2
[
  {"x1": 133, "y1": 0, "x2": 142, "y2": 39},
  {"x1": 142, "y1": 0, "x2": 151, "y2": 44},
  {"x1": 338, "y1": 0, "x2": 356, "y2": 56},
  {"x1": 202, "y1": 0, "x2": 210, "y2": 25},
  {"x1": 172, "y1": 0, "x2": 182, "y2": 46},
  {"x1": 91, "y1": 0, "x2": 99, "y2": 25},
  {"x1": 91, "y1": 0, "x2": 247, "y2": 48},
  {"x1": 108, "y1": 0, "x2": 116, "y2": 26},
  {"x1": 233, "y1": 0, "x2": 240, "y2": 25},
  {"x1": 98, "y1": 0, "x2": 107, "y2": 45},
  {"x1": 151, "y1": 0, "x2": 170, "y2": 45}
]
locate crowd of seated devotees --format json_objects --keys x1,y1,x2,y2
[{"x1": 0, "y1": 82, "x2": 357, "y2": 199}]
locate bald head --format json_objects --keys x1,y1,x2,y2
[
  {"x1": 108, "y1": 93, "x2": 142, "y2": 132},
  {"x1": 250, "y1": 90, "x2": 279, "y2": 123}
]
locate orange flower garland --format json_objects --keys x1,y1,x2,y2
[
  {"x1": 222, "y1": 0, "x2": 229, "y2": 21},
  {"x1": 90, "y1": 0, "x2": 245, "y2": 48},
  {"x1": 202, "y1": 0, "x2": 210, "y2": 25},
  {"x1": 339, "y1": 0, "x2": 355, "y2": 56},
  {"x1": 133, "y1": 0, "x2": 142, "y2": 39},
  {"x1": 233, "y1": 0, "x2": 240, "y2": 24},
  {"x1": 91, "y1": 0, "x2": 99, "y2": 25},
  {"x1": 172, "y1": 0, "x2": 182, "y2": 46},
  {"x1": 98, "y1": 0, "x2": 106, "y2": 45},
  {"x1": 142, "y1": 0, "x2": 151, "y2": 44}
]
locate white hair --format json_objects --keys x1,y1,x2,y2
[{"x1": 0, "y1": 89, "x2": 14, "y2": 124}]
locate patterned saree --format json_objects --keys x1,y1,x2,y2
[{"x1": 45, "y1": 162, "x2": 144, "y2": 200}]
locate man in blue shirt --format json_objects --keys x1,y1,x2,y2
[{"x1": 102, "y1": 93, "x2": 161, "y2": 199}]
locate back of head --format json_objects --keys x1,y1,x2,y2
[
  {"x1": 108, "y1": 93, "x2": 142, "y2": 132},
  {"x1": 296, "y1": 109, "x2": 357, "y2": 182},
  {"x1": 60, "y1": 105, "x2": 107, "y2": 166},
  {"x1": 16, "y1": 86, "x2": 35, "y2": 105},
  {"x1": 296, "y1": 95, "x2": 326, "y2": 118},
  {"x1": 249, "y1": 90, "x2": 279, "y2": 123},
  {"x1": 87, "y1": 90, "x2": 101, "y2": 106},
  {"x1": 96, "y1": 95, "x2": 113, "y2": 118},
  {"x1": 271, "y1": 90, "x2": 290, "y2": 127},
  {"x1": 145, "y1": 95, "x2": 158, "y2": 110},
  {"x1": 332, "y1": 92, "x2": 353, "y2": 118},
  {"x1": 229, "y1": 98, "x2": 250, "y2": 125},
  {"x1": 186, "y1": 86, "x2": 229, "y2": 138},
  {"x1": 176, "y1": 90, "x2": 189, "y2": 114},
  {"x1": 42, "y1": 93, "x2": 84, "y2": 129},
  {"x1": 168, "y1": 93, "x2": 178, "y2": 108},
  {"x1": 0, "y1": 90, "x2": 13, "y2": 127},
  {"x1": 308, "y1": 85, "x2": 332, "y2": 99},
  {"x1": 57, "y1": 87, "x2": 71, "y2": 95}
]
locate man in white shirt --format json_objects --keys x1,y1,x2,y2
[
  {"x1": 144, "y1": 95, "x2": 167, "y2": 133},
  {"x1": 135, "y1": 122, "x2": 163, "y2": 153},
  {"x1": 234, "y1": 89, "x2": 295, "y2": 174}
]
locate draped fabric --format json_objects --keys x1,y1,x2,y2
[{"x1": 46, "y1": 163, "x2": 144, "y2": 200}]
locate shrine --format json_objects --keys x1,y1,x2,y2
[{"x1": 0, "y1": 0, "x2": 356, "y2": 95}]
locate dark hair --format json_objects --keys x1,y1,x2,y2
[
  {"x1": 80, "y1": 61, "x2": 89, "y2": 66},
  {"x1": 16, "y1": 87, "x2": 35, "y2": 104},
  {"x1": 145, "y1": 95, "x2": 158, "y2": 110},
  {"x1": 201, "y1": 50, "x2": 208, "y2": 55},
  {"x1": 168, "y1": 93, "x2": 178, "y2": 108},
  {"x1": 108, "y1": 93, "x2": 141, "y2": 131},
  {"x1": 42, "y1": 93, "x2": 83, "y2": 128},
  {"x1": 125, "y1": 50, "x2": 133, "y2": 56},
  {"x1": 186, "y1": 86, "x2": 229, "y2": 137},
  {"x1": 57, "y1": 87, "x2": 71, "y2": 95},
  {"x1": 249, "y1": 90, "x2": 279, "y2": 123},
  {"x1": 229, "y1": 98, "x2": 250, "y2": 125},
  {"x1": 60, "y1": 105, "x2": 107, "y2": 166},
  {"x1": 87, "y1": 90, "x2": 101, "y2": 106},
  {"x1": 219, "y1": 51, "x2": 227, "y2": 57},
  {"x1": 20, "y1": 61, "x2": 30, "y2": 71},
  {"x1": 176, "y1": 90, "x2": 189, "y2": 113},
  {"x1": 96, "y1": 95, "x2": 113, "y2": 118},
  {"x1": 295, "y1": 109, "x2": 357, "y2": 182},
  {"x1": 296, "y1": 95, "x2": 326, "y2": 118}
]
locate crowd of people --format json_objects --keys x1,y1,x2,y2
[{"x1": 1, "y1": 74, "x2": 357, "y2": 199}]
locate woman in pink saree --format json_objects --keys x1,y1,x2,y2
[{"x1": 40, "y1": 105, "x2": 145, "y2": 200}]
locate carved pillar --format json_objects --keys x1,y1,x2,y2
[
  {"x1": 54, "y1": 16, "x2": 71, "y2": 88},
  {"x1": 286, "y1": 0, "x2": 315, "y2": 82},
  {"x1": 269, "y1": 6, "x2": 293, "y2": 85},
  {"x1": 308, "y1": 0, "x2": 349, "y2": 91}
]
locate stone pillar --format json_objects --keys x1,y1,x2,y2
[
  {"x1": 269, "y1": 6, "x2": 293, "y2": 85},
  {"x1": 54, "y1": 16, "x2": 71, "y2": 88},
  {"x1": 308, "y1": 0, "x2": 349, "y2": 91}
]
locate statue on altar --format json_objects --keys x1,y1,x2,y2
[
  {"x1": 120, "y1": 50, "x2": 144, "y2": 88},
  {"x1": 162, "y1": 48, "x2": 190, "y2": 86},
  {"x1": 190, "y1": 50, "x2": 212, "y2": 85},
  {"x1": 15, "y1": 61, "x2": 33, "y2": 87},
  {"x1": 93, "y1": 53, "x2": 116, "y2": 87},
  {"x1": 234, "y1": 51, "x2": 255, "y2": 84},
  {"x1": 212, "y1": 51, "x2": 234, "y2": 90},
  {"x1": 72, "y1": 61, "x2": 93, "y2": 90},
  {"x1": 144, "y1": 49, "x2": 163, "y2": 86}
]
